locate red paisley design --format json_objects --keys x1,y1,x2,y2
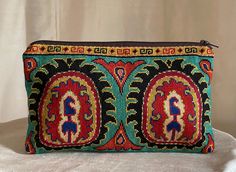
[
  {"x1": 39, "y1": 71, "x2": 101, "y2": 147},
  {"x1": 23, "y1": 58, "x2": 37, "y2": 80},
  {"x1": 200, "y1": 60, "x2": 213, "y2": 84},
  {"x1": 142, "y1": 71, "x2": 202, "y2": 145}
]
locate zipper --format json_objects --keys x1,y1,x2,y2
[
  {"x1": 30, "y1": 40, "x2": 219, "y2": 49},
  {"x1": 199, "y1": 40, "x2": 219, "y2": 49}
]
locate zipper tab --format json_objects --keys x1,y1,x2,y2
[{"x1": 200, "y1": 40, "x2": 219, "y2": 49}]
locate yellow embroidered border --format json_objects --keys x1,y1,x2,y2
[{"x1": 24, "y1": 44, "x2": 214, "y2": 57}]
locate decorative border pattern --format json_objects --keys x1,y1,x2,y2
[{"x1": 24, "y1": 44, "x2": 214, "y2": 57}]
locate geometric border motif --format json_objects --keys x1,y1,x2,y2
[{"x1": 24, "y1": 44, "x2": 214, "y2": 57}]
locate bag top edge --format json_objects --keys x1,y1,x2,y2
[
  {"x1": 29, "y1": 40, "x2": 212, "y2": 47},
  {"x1": 23, "y1": 40, "x2": 216, "y2": 57}
]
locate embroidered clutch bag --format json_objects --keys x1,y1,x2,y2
[{"x1": 23, "y1": 40, "x2": 217, "y2": 154}]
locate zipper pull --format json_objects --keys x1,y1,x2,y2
[{"x1": 200, "y1": 40, "x2": 219, "y2": 49}]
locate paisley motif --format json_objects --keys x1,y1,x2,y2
[
  {"x1": 39, "y1": 71, "x2": 101, "y2": 147},
  {"x1": 142, "y1": 71, "x2": 202, "y2": 145},
  {"x1": 23, "y1": 58, "x2": 37, "y2": 80}
]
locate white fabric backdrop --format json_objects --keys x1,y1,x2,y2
[
  {"x1": 0, "y1": 0, "x2": 236, "y2": 137},
  {"x1": 1, "y1": 118, "x2": 236, "y2": 172}
]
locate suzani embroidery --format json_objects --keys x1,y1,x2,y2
[
  {"x1": 142, "y1": 71, "x2": 202, "y2": 145},
  {"x1": 23, "y1": 41, "x2": 215, "y2": 154},
  {"x1": 39, "y1": 71, "x2": 101, "y2": 147},
  {"x1": 93, "y1": 59, "x2": 144, "y2": 93}
]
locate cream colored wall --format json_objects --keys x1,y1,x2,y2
[{"x1": 0, "y1": 0, "x2": 235, "y2": 136}]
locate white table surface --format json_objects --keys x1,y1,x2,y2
[{"x1": 0, "y1": 118, "x2": 235, "y2": 172}]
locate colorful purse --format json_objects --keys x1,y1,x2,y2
[{"x1": 23, "y1": 40, "x2": 217, "y2": 154}]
